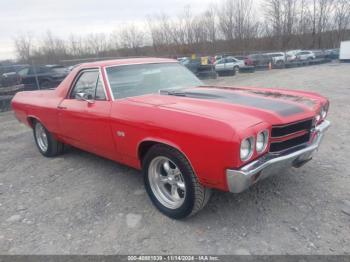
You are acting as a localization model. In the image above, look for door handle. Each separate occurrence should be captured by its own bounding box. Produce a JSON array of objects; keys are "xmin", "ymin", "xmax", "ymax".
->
[{"xmin": 57, "ymin": 105, "xmax": 67, "ymax": 110}]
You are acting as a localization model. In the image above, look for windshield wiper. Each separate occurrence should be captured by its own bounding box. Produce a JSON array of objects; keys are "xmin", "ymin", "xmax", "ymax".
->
[
  {"xmin": 167, "ymin": 90, "xmax": 187, "ymax": 96},
  {"xmin": 159, "ymin": 89, "xmax": 187, "ymax": 97}
]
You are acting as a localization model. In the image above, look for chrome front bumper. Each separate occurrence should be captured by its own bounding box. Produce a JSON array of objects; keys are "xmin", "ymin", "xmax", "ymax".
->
[{"xmin": 226, "ymin": 120, "xmax": 330, "ymax": 193}]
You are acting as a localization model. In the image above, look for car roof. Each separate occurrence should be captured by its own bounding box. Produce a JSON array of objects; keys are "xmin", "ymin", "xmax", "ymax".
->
[
  {"xmin": 45, "ymin": 64, "xmax": 64, "ymax": 68},
  {"xmin": 79, "ymin": 57, "xmax": 177, "ymax": 68}
]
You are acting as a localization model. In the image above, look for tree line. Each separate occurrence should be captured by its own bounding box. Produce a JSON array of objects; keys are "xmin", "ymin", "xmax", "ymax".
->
[{"xmin": 14, "ymin": 0, "xmax": 350, "ymax": 65}]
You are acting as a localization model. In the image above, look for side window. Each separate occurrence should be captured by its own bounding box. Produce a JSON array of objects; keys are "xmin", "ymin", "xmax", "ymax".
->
[
  {"xmin": 18, "ymin": 68, "xmax": 29, "ymax": 77},
  {"xmin": 39, "ymin": 67, "xmax": 49, "ymax": 73},
  {"xmin": 70, "ymin": 71, "xmax": 99, "ymax": 99}
]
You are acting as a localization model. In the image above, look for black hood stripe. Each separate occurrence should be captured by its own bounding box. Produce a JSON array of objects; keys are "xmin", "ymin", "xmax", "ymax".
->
[{"xmin": 169, "ymin": 89, "xmax": 305, "ymax": 116}]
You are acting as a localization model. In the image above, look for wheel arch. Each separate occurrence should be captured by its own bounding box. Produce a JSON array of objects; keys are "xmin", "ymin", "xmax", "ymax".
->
[
  {"xmin": 137, "ymin": 138, "xmax": 196, "ymax": 173},
  {"xmin": 27, "ymin": 115, "xmax": 41, "ymax": 128}
]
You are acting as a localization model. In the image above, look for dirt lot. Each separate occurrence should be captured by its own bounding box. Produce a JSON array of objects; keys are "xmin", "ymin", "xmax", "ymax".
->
[{"xmin": 0, "ymin": 63, "xmax": 350, "ymax": 255}]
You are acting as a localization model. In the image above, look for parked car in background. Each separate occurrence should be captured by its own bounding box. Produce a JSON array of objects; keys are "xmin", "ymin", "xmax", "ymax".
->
[
  {"xmin": 11, "ymin": 57, "xmax": 330, "ymax": 219},
  {"xmin": 244, "ymin": 54, "xmax": 271, "ymax": 68},
  {"xmin": 1, "ymin": 65, "xmax": 68, "ymax": 89},
  {"xmin": 296, "ymin": 50, "xmax": 316, "ymax": 61},
  {"xmin": 67, "ymin": 64, "xmax": 81, "ymax": 72},
  {"xmin": 267, "ymin": 52, "xmax": 286, "ymax": 65},
  {"xmin": 324, "ymin": 49, "xmax": 339, "ymax": 60},
  {"xmin": 177, "ymin": 57, "xmax": 188, "ymax": 64},
  {"xmin": 215, "ymin": 55, "xmax": 224, "ymax": 62},
  {"xmin": 0, "ymin": 64, "xmax": 28, "ymax": 87},
  {"xmin": 286, "ymin": 50, "xmax": 302, "ymax": 62},
  {"xmin": 178, "ymin": 57, "xmax": 200, "ymax": 73},
  {"xmin": 180, "ymin": 57, "xmax": 216, "ymax": 79},
  {"xmin": 0, "ymin": 64, "xmax": 28, "ymax": 76},
  {"xmin": 214, "ymin": 56, "xmax": 244, "ymax": 75},
  {"xmin": 312, "ymin": 50, "xmax": 326, "ymax": 60},
  {"xmin": 233, "ymin": 56, "xmax": 246, "ymax": 61}
]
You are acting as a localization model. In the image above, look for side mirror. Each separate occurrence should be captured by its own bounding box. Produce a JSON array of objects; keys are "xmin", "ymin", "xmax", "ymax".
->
[{"xmin": 76, "ymin": 92, "xmax": 95, "ymax": 104}]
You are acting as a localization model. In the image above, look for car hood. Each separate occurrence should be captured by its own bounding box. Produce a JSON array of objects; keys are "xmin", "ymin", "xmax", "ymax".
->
[{"xmin": 128, "ymin": 86, "xmax": 322, "ymax": 130}]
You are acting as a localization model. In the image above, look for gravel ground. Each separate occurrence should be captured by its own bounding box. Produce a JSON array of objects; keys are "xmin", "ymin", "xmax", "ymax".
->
[{"xmin": 0, "ymin": 62, "xmax": 349, "ymax": 255}]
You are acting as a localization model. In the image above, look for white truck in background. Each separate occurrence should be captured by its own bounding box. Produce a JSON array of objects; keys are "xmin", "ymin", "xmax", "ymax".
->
[{"xmin": 339, "ymin": 41, "xmax": 350, "ymax": 61}]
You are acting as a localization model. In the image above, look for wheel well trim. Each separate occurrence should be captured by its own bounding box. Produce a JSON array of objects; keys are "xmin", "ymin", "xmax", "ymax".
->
[
  {"xmin": 137, "ymin": 138, "xmax": 198, "ymax": 178},
  {"xmin": 27, "ymin": 115, "xmax": 41, "ymax": 128}
]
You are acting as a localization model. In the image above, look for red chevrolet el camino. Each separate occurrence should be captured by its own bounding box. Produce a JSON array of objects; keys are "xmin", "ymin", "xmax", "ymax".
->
[{"xmin": 11, "ymin": 58, "xmax": 330, "ymax": 219}]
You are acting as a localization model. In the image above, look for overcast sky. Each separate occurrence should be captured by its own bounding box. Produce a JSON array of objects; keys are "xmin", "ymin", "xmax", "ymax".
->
[{"xmin": 0, "ymin": 0, "xmax": 223, "ymax": 60}]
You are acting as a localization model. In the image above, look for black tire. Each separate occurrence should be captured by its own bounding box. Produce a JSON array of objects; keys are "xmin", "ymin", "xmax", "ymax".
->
[
  {"xmin": 234, "ymin": 66, "xmax": 240, "ymax": 73},
  {"xmin": 142, "ymin": 144, "xmax": 212, "ymax": 219},
  {"xmin": 33, "ymin": 120, "xmax": 64, "ymax": 157}
]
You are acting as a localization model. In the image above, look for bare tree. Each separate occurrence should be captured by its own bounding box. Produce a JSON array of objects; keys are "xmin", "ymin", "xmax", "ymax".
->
[
  {"xmin": 12, "ymin": 0, "xmax": 350, "ymax": 64},
  {"xmin": 310, "ymin": 0, "xmax": 335, "ymax": 48},
  {"xmin": 182, "ymin": 6, "xmax": 195, "ymax": 45},
  {"xmin": 218, "ymin": 0, "xmax": 235, "ymax": 41},
  {"xmin": 68, "ymin": 35, "xmax": 85, "ymax": 57},
  {"xmin": 233, "ymin": 0, "xmax": 255, "ymax": 40},
  {"xmin": 202, "ymin": 5, "xmax": 217, "ymax": 45},
  {"xmin": 119, "ymin": 23, "xmax": 145, "ymax": 54},
  {"xmin": 40, "ymin": 31, "xmax": 68, "ymax": 63},
  {"xmin": 218, "ymin": 0, "xmax": 259, "ymax": 51},
  {"xmin": 14, "ymin": 33, "xmax": 33, "ymax": 62},
  {"xmin": 296, "ymin": 0, "xmax": 313, "ymax": 46},
  {"xmin": 84, "ymin": 33, "xmax": 109, "ymax": 57},
  {"xmin": 264, "ymin": 0, "xmax": 298, "ymax": 49},
  {"xmin": 334, "ymin": 0, "xmax": 350, "ymax": 43}
]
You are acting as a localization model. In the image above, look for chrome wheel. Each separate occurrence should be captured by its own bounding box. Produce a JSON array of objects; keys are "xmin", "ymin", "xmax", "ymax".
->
[
  {"xmin": 148, "ymin": 156, "xmax": 186, "ymax": 209},
  {"xmin": 35, "ymin": 122, "xmax": 48, "ymax": 152}
]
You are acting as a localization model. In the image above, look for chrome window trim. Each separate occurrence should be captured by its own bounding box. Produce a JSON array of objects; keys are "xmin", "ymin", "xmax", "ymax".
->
[
  {"xmin": 96, "ymin": 67, "xmax": 108, "ymax": 101},
  {"xmin": 103, "ymin": 66, "xmax": 115, "ymax": 101}
]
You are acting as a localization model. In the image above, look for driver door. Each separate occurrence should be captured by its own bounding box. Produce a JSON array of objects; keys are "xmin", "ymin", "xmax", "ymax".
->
[
  {"xmin": 215, "ymin": 59, "xmax": 225, "ymax": 71},
  {"xmin": 57, "ymin": 69, "xmax": 116, "ymax": 159},
  {"xmin": 224, "ymin": 58, "xmax": 234, "ymax": 70}
]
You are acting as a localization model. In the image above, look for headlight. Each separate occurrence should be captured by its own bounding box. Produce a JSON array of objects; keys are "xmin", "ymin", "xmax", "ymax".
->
[
  {"xmin": 256, "ymin": 130, "xmax": 269, "ymax": 153},
  {"xmin": 240, "ymin": 137, "xmax": 254, "ymax": 161}
]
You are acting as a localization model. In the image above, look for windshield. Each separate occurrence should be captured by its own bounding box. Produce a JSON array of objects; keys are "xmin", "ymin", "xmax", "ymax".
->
[{"xmin": 105, "ymin": 63, "xmax": 203, "ymax": 99}]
